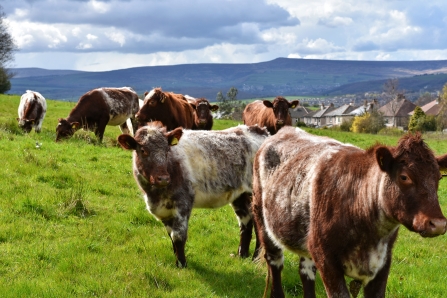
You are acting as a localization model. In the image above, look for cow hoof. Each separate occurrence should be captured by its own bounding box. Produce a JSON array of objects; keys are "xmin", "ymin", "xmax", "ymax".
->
[{"xmin": 176, "ymin": 260, "xmax": 187, "ymax": 268}]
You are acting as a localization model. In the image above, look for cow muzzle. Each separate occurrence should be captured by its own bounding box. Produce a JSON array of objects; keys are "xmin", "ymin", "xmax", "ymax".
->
[
  {"xmin": 150, "ymin": 174, "xmax": 171, "ymax": 187},
  {"xmin": 416, "ymin": 217, "xmax": 447, "ymax": 237}
]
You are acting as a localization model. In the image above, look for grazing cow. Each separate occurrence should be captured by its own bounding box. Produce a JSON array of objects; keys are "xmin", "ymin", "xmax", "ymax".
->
[
  {"xmin": 252, "ymin": 127, "xmax": 447, "ymax": 298},
  {"xmin": 185, "ymin": 95, "xmax": 219, "ymax": 130},
  {"xmin": 117, "ymin": 122, "xmax": 269, "ymax": 268},
  {"xmin": 243, "ymin": 97, "xmax": 299, "ymax": 135},
  {"xmin": 135, "ymin": 87, "xmax": 195, "ymax": 131},
  {"xmin": 17, "ymin": 90, "xmax": 47, "ymax": 133},
  {"xmin": 56, "ymin": 87, "xmax": 139, "ymax": 142}
]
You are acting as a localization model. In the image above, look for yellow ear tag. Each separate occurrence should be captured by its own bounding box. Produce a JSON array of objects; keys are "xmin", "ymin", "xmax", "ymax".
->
[
  {"xmin": 72, "ymin": 124, "xmax": 76, "ymax": 129},
  {"xmin": 441, "ymin": 168, "xmax": 447, "ymax": 177},
  {"xmin": 161, "ymin": 95, "xmax": 165, "ymax": 103},
  {"xmin": 291, "ymin": 105, "xmax": 296, "ymax": 109},
  {"xmin": 171, "ymin": 137, "xmax": 178, "ymax": 146}
]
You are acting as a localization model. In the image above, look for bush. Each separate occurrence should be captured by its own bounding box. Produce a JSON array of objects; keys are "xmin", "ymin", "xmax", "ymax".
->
[
  {"xmin": 295, "ymin": 121, "xmax": 307, "ymax": 127},
  {"xmin": 339, "ymin": 118, "xmax": 354, "ymax": 132},
  {"xmin": 351, "ymin": 111, "xmax": 385, "ymax": 134}
]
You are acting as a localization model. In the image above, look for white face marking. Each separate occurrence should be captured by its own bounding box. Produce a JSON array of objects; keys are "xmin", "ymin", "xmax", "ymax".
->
[{"xmin": 144, "ymin": 89, "xmax": 157, "ymax": 102}]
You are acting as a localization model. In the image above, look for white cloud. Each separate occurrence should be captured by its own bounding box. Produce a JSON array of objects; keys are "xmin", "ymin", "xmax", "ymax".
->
[
  {"xmin": 105, "ymin": 31, "xmax": 126, "ymax": 47},
  {"xmin": 2, "ymin": 0, "xmax": 447, "ymax": 71}
]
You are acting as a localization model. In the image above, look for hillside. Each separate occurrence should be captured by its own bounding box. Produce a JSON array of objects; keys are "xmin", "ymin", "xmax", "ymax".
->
[{"xmin": 8, "ymin": 58, "xmax": 447, "ymax": 101}]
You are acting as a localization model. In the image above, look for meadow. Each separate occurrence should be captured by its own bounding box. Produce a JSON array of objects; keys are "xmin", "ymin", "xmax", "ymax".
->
[{"xmin": 1, "ymin": 93, "xmax": 447, "ymax": 297}]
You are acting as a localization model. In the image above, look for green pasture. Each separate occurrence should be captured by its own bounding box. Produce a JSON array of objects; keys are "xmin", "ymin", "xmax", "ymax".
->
[{"xmin": 0, "ymin": 94, "xmax": 447, "ymax": 297}]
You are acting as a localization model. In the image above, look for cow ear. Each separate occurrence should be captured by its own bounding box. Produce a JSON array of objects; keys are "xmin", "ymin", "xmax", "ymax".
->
[
  {"xmin": 263, "ymin": 100, "xmax": 273, "ymax": 108},
  {"xmin": 375, "ymin": 146, "xmax": 394, "ymax": 173},
  {"xmin": 210, "ymin": 105, "xmax": 219, "ymax": 112},
  {"xmin": 144, "ymin": 91, "xmax": 149, "ymax": 97},
  {"xmin": 166, "ymin": 127, "xmax": 183, "ymax": 146},
  {"xmin": 71, "ymin": 122, "xmax": 81, "ymax": 129},
  {"xmin": 289, "ymin": 100, "xmax": 299, "ymax": 109},
  {"xmin": 117, "ymin": 134, "xmax": 138, "ymax": 150},
  {"xmin": 436, "ymin": 153, "xmax": 447, "ymax": 175}
]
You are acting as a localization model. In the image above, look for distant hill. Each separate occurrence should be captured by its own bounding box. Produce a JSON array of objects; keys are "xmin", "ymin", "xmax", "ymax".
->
[{"xmin": 8, "ymin": 58, "xmax": 447, "ymax": 101}]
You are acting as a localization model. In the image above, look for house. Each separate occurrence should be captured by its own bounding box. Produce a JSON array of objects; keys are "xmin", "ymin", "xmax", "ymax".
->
[
  {"xmin": 378, "ymin": 94, "xmax": 416, "ymax": 128},
  {"xmin": 324, "ymin": 103, "xmax": 356, "ymax": 126},
  {"xmin": 408, "ymin": 98, "xmax": 441, "ymax": 117},
  {"xmin": 303, "ymin": 103, "xmax": 335, "ymax": 127},
  {"xmin": 290, "ymin": 105, "xmax": 310, "ymax": 124},
  {"xmin": 338, "ymin": 99, "xmax": 379, "ymax": 124}
]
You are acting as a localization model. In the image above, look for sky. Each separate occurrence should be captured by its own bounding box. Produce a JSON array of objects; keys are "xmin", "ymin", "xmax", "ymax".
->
[{"xmin": 1, "ymin": 0, "xmax": 447, "ymax": 71}]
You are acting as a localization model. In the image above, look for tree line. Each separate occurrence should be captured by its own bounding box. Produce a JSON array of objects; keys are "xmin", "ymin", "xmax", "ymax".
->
[{"xmin": 0, "ymin": 5, "xmax": 17, "ymax": 94}]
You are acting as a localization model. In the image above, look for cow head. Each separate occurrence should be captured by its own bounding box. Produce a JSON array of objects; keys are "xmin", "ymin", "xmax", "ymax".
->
[
  {"xmin": 55, "ymin": 118, "xmax": 81, "ymax": 141},
  {"xmin": 375, "ymin": 133, "xmax": 447, "ymax": 237},
  {"xmin": 190, "ymin": 98, "xmax": 219, "ymax": 128},
  {"xmin": 17, "ymin": 118, "xmax": 35, "ymax": 133},
  {"xmin": 117, "ymin": 122, "xmax": 183, "ymax": 188},
  {"xmin": 263, "ymin": 97, "xmax": 299, "ymax": 129},
  {"xmin": 135, "ymin": 88, "xmax": 167, "ymax": 123}
]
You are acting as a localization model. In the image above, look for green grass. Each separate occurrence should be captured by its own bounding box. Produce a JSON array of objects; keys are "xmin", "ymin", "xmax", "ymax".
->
[{"xmin": 1, "ymin": 94, "xmax": 447, "ymax": 297}]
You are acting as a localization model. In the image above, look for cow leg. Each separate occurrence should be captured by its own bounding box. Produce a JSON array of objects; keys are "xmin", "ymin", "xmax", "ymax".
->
[
  {"xmin": 95, "ymin": 118, "xmax": 108, "ymax": 142},
  {"xmin": 363, "ymin": 255, "xmax": 391, "ymax": 298},
  {"xmin": 299, "ymin": 257, "xmax": 317, "ymax": 298},
  {"xmin": 231, "ymin": 192, "xmax": 253, "ymax": 258},
  {"xmin": 252, "ymin": 196, "xmax": 285, "ymax": 298},
  {"xmin": 119, "ymin": 121, "xmax": 131, "ymax": 135},
  {"xmin": 313, "ymin": 259, "xmax": 350, "ymax": 298},
  {"xmin": 162, "ymin": 216, "xmax": 189, "ymax": 268}
]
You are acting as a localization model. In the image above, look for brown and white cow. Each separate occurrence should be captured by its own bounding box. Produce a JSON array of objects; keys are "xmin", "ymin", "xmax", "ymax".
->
[
  {"xmin": 56, "ymin": 87, "xmax": 139, "ymax": 142},
  {"xmin": 252, "ymin": 127, "xmax": 447, "ymax": 298},
  {"xmin": 117, "ymin": 122, "xmax": 269, "ymax": 268},
  {"xmin": 243, "ymin": 97, "xmax": 298, "ymax": 135},
  {"xmin": 17, "ymin": 90, "xmax": 47, "ymax": 133},
  {"xmin": 135, "ymin": 87, "xmax": 195, "ymax": 131},
  {"xmin": 185, "ymin": 95, "xmax": 219, "ymax": 130}
]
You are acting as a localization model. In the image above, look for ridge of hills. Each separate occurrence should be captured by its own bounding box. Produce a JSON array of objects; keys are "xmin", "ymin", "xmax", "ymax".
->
[{"xmin": 7, "ymin": 58, "xmax": 447, "ymax": 101}]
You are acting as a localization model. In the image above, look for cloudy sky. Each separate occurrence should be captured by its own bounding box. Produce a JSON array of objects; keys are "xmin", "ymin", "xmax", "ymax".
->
[{"xmin": 2, "ymin": 0, "xmax": 447, "ymax": 71}]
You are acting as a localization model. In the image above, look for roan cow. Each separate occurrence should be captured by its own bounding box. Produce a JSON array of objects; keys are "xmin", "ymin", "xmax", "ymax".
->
[
  {"xmin": 185, "ymin": 95, "xmax": 219, "ymax": 130},
  {"xmin": 242, "ymin": 96, "xmax": 298, "ymax": 135},
  {"xmin": 17, "ymin": 90, "xmax": 47, "ymax": 133},
  {"xmin": 252, "ymin": 127, "xmax": 447, "ymax": 298},
  {"xmin": 117, "ymin": 122, "xmax": 269, "ymax": 267},
  {"xmin": 135, "ymin": 87, "xmax": 195, "ymax": 131},
  {"xmin": 56, "ymin": 87, "xmax": 139, "ymax": 142}
]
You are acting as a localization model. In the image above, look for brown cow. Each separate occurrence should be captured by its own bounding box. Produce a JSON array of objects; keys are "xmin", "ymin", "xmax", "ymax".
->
[
  {"xmin": 135, "ymin": 87, "xmax": 195, "ymax": 131},
  {"xmin": 242, "ymin": 96, "xmax": 298, "ymax": 135},
  {"xmin": 117, "ymin": 122, "xmax": 269, "ymax": 268},
  {"xmin": 252, "ymin": 127, "xmax": 447, "ymax": 298},
  {"xmin": 56, "ymin": 87, "xmax": 139, "ymax": 142},
  {"xmin": 185, "ymin": 95, "xmax": 219, "ymax": 130},
  {"xmin": 17, "ymin": 90, "xmax": 47, "ymax": 133}
]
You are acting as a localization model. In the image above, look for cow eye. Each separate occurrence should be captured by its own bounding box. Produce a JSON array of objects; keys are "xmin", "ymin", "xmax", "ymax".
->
[
  {"xmin": 140, "ymin": 148, "xmax": 149, "ymax": 156},
  {"xmin": 400, "ymin": 175, "xmax": 407, "ymax": 181}
]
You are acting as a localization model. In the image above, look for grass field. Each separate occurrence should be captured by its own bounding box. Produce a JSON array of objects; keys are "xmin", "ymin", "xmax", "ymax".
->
[{"xmin": 1, "ymin": 93, "xmax": 447, "ymax": 297}]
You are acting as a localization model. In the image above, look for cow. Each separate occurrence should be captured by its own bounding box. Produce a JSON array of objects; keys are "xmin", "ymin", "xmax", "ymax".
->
[
  {"xmin": 252, "ymin": 127, "xmax": 447, "ymax": 298},
  {"xmin": 242, "ymin": 96, "xmax": 299, "ymax": 135},
  {"xmin": 17, "ymin": 90, "xmax": 47, "ymax": 133},
  {"xmin": 135, "ymin": 87, "xmax": 195, "ymax": 131},
  {"xmin": 117, "ymin": 122, "xmax": 269, "ymax": 268},
  {"xmin": 185, "ymin": 95, "xmax": 219, "ymax": 130},
  {"xmin": 56, "ymin": 87, "xmax": 140, "ymax": 142}
]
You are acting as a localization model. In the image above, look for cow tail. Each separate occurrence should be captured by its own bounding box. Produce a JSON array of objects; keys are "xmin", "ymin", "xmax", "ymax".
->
[{"xmin": 252, "ymin": 246, "xmax": 270, "ymax": 298}]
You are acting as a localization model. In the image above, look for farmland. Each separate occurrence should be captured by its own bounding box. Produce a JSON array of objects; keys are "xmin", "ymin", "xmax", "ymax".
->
[{"xmin": 1, "ymin": 93, "xmax": 447, "ymax": 297}]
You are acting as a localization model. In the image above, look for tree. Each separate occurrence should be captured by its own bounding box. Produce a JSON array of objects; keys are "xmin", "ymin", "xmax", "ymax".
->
[
  {"xmin": 408, "ymin": 106, "xmax": 425, "ymax": 132},
  {"xmin": 0, "ymin": 5, "xmax": 17, "ymax": 93},
  {"xmin": 216, "ymin": 87, "xmax": 240, "ymax": 117}
]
